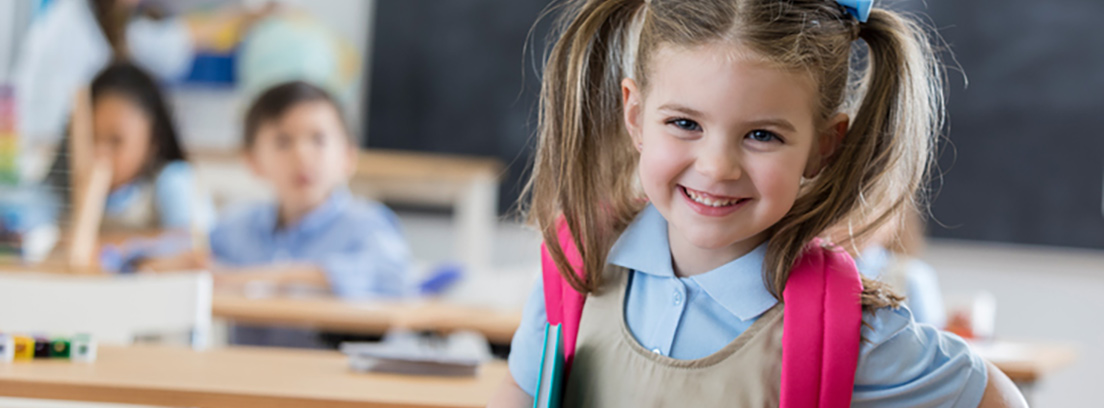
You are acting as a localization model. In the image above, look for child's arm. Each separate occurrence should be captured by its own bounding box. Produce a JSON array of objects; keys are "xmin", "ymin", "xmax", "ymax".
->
[
  {"xmin": 312, "ymin": 205, "xmax": 413, "ymax": 299},
  {"xmin": 852, "ymin": 306, "xmax": 1022, "ymax": 407},
  {"xmin": 487, "ymin": 376, "xmax": 533, "ymax": 408},
  {"xmin": 978, "ymin": 361, "xmax": 1028, "ymax": 408}
]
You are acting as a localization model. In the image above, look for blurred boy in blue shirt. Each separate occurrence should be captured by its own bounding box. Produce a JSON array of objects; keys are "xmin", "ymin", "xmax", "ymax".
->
[{"xmin": 209, "ymin": 81, "xmax": 411, "ymax": 299}]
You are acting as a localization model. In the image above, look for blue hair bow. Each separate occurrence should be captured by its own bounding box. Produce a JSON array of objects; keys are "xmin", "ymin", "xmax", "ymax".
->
[{"xmin": 836, "ymin": 0, "xmax": 872, "ymax": 23}]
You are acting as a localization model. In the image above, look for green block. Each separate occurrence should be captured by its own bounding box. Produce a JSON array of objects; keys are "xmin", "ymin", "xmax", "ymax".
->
[{"xmin": 50, "ymin": 339, "xmax": 70, "ymax": 359}]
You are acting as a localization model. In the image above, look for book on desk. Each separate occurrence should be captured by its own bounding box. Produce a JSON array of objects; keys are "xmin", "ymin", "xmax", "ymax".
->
[{"xmin": 340, "ymin": 330, "xmax": 490, "ymax": 377}]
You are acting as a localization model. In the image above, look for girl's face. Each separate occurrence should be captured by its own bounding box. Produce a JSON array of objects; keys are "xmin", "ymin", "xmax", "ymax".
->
[
  {"xmin": 93, "ymin": 93, "xmax": 153, "ymax": 190},
  {"xmin": 623, "ymin": 43, "xmax": 845, "ymax": 273},
  {"xmin": 247, "ymin": 101, "xmax": 356, "ymax": 219}
]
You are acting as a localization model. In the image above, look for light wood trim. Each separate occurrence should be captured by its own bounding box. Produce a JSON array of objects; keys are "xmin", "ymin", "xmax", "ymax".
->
[
  {"xmin": 212, "ymin": 294, "xmax": 522, "ymax": 344},
  {"xmin": 355, "ymin": 150, "xmax": 502, "ymax": 183},
  {"xmin": 0, "ymin": 345, "xmax": 507, "ymax": 408},
  {"xmin": 192, "ymin": 148, "xmax": 503, "ymax": 184}
]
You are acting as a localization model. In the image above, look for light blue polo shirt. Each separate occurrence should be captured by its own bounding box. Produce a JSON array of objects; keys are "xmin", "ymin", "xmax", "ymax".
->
[
  {"xmin": 508, "ymin": 204, "xmax": 987, "ymax": 407},
  {"xmin": 209, "ymin": 188, "xmax": 412, "ymax": 299}
]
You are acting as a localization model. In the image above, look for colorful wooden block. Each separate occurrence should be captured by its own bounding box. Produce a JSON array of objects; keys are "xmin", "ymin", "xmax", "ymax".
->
[
  {"xmin": 33, "ymin": 337, "xmax": 51, "ymax": 359},
  {"xmin": 70, "ymin": 334, "xmax": 96, "ymax": 363},
  {"xmin": 13, "ymin": 336, "xmax": 33, "ymax": 361},
  {"xmin": 0, "ymin": 334, "xmax": 13, "ymax": 362},
  {"xmin": 50, "ymin": 338, "xmax": 70, "ymax": 359}
]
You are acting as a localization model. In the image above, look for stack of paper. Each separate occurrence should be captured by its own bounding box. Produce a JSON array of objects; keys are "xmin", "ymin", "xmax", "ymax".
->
[{"xmin": 340, "ymin": 330, "xmax": 490, "ymax": 377}]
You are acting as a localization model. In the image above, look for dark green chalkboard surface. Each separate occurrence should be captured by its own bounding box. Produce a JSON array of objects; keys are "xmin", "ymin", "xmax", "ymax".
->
[
  {"xmin": 919, "ymin": 0, "xmax": 1104, "ymax": 248},
  {"xmin": 365, "ymin": 0, "xmax": 554, "ymax": 215}
]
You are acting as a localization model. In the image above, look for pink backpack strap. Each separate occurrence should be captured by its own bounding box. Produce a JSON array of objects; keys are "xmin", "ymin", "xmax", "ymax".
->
[
  {"xmin": 540, "ymin": 218, "xmax": 587, "ymax": 373},
  {"xmin": 781, "ymin": 240, "xmax": 864, "ymax": 408}
]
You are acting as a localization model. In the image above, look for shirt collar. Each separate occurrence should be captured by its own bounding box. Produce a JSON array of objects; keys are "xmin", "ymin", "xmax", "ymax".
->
[
  {"xmin": 607, "ymin": 203, "xmax": 778, "ymax": 321},
  {"xmin": 260, "ymin": 187, "xmax": 353, "ymax": 237},
  {"xmin": 608, "ymin": 204, "xmax": 676, "ymax": 277},
  {"xmin": 689, "ymin": 243, "xmax": 777, "ymax": 321}
]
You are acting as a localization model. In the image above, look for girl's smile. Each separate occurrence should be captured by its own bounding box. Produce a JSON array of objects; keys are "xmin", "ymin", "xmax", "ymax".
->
[{"xmin": 677, "ymin": 185, "xmax": 751, "ymax": 217}]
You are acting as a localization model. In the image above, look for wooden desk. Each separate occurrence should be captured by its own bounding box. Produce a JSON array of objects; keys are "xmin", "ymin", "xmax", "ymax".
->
[
  {"xmin": 213, "ymin": 293, "xmax": 523, "ymax": 344},
  {"xmin": 971, "ymin": 341, "xmax": 1078, "ymax": 384},
  {"xmin": 0, "ymin": 345, "xmax": 507, "ymax": 408}
]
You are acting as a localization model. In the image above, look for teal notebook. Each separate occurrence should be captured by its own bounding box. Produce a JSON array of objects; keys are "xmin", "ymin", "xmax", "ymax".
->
[{"xmin": 533, "ymin": 323, "xmax": 565, "ymax": 408}]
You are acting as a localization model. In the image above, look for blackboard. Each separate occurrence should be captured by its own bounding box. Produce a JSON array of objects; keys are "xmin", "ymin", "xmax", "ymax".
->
[
  {"xmin": 364, "ymin": 0, "xmax": 554, "ymax": 215},
  {"xmin": 919, "ymin": 0, "xmax": 1104, "ymax": 248}
]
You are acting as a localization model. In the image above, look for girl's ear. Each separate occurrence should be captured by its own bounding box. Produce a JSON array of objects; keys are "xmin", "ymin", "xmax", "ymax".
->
[
  {"xmin": 804, "ymin": 113, "xmax": 849, "ymax": 178},
  {"xmin": 622, "ymin": 78, "xmax": 644, "ymax": 152}
]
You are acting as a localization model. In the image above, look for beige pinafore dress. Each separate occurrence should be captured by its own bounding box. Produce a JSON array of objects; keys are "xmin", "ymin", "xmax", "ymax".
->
[{"xmin": 563, "ymin": 264, "xmax": 786, "ymax": 407}]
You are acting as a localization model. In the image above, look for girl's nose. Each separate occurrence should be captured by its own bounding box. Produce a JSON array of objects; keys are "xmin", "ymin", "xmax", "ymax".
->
[{"xmin": 694, "ymin": 140, "xmax": 742, "ymax": 181}]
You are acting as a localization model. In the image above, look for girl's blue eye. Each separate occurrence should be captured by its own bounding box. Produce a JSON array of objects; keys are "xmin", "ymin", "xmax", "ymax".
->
[
  {"xmin": 747, "ymin": 129, "xmax": 780, "ymax": 143},
  {"xmin": 668, "ymin": 118, "xmax": 701, "ymax": 132}
]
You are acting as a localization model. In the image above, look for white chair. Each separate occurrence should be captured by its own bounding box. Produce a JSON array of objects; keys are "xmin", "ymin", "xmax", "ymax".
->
[{"xmin": 0, "ymin": 271, "xmax": 213, "ymax": 349}]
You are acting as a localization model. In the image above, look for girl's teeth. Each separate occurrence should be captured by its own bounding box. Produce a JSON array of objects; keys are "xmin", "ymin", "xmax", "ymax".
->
[{"xmin": 686, "ymin": 188, "xmax": 736, "ymax": 207}]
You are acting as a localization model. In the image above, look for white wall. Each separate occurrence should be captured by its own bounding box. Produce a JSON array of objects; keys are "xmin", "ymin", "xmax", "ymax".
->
[{"xmin": 924, "ymin": 239, "xmax": 1104, "ymax": 408}]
